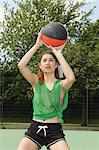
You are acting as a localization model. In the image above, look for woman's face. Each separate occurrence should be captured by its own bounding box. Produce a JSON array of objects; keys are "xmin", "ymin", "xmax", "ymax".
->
[{"xmin": 39, "ymin": 53, "xmax": 58, "ymax": 74}]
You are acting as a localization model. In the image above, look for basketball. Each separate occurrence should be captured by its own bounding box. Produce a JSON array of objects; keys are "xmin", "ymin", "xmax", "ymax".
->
[{"xmin": 41, "ymin": 22, "xmax": 67, "ymax": 48}]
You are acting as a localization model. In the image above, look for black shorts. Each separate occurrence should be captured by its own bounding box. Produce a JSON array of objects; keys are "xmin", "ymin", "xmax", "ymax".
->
[{"xmin": 25, "ymin": 120, "xmax": 66, "ymax": 149}]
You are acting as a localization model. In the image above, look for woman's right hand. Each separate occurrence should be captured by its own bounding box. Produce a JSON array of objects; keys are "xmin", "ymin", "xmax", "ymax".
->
[{"xmin": 35, "ymin": 31, "xmax": 43, "ymax": 48}]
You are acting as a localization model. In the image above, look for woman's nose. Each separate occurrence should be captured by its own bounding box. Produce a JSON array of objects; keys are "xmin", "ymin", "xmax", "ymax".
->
[{"xmin": 46, "ymin": 60, "xmax": 50, "ymax": 64}]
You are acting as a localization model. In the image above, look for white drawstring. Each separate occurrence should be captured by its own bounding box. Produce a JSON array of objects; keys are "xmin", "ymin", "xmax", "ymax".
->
[{"xmin": 36, "ymin": 125, "xmax": 48, "ymax": 137}]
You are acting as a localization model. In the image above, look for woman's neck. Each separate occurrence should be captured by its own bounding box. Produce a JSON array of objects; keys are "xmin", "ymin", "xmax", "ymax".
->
[{"xmin": 44, "ymin": 74, "xmax": 56, "ymax": 83}]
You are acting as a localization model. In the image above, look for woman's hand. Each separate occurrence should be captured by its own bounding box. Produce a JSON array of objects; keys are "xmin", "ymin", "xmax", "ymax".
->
[
  {"xmin": 35, "ymin": 31, "xmax": 43, "ymax": 48},
  {"xmin": 49, "ymin": 42, "xmax": 66, "ymax": 55}
]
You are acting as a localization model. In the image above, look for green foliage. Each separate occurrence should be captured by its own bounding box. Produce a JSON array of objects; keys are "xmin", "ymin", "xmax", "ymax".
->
[
  {"xmin": 0, "ymin": 69, "xmax": 33, "ymax": 102},
  {"xmin": 0, "ymin": 0, "xmax": 91, "ymax": 60},
  {"xmin": 75, "ymin": 20, "xmax": 99, "ymax": 90},
  {"xmin": 0, "ymin": 0, "xmax": 97, "ymax": 102}
]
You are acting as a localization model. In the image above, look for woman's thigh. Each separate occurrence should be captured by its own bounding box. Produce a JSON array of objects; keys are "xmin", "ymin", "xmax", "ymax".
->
[
  {"xmin": 49, "ymin": 140, "xmax": 70, "ymax": 150},
  {"xmin": 17, "ymin": 137, "xmax": 39, "ymax": 150}
]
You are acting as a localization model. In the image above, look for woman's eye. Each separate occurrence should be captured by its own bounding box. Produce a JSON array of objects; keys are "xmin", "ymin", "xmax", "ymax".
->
[
  {"xmin": 42, "ymin": 59, "xmax": 47, "ymax": 62},
  {"xmin": 42, "ymin": 58, "xmax": 53, "ymax": 62},
  {"xmin": 50, "ymin": 59, "xmax": 53, "ymax": 61}
]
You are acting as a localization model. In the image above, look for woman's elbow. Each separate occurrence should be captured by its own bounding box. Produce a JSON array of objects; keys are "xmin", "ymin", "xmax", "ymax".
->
[
  {"xmin": 72, "ymin": 76, "xmax": 75, "ymax": 82},
  {"xmin": 18, "ymin": 62, "xmax": 26, "ymax": 69},
  {"xmin": 18, "ymin": 62, "xmax": 22, "ymax": 69},
  {"xmin": 68, "ymin": 76, "xmax": 75, "ymax": 85}
]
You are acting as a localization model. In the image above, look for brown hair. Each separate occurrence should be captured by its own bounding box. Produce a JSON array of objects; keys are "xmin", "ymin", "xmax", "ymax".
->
[{"xmin": 37, "ymin": 51, "xmax": 60, "ymax": 83}]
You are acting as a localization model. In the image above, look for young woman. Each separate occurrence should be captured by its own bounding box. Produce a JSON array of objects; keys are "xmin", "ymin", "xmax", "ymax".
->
[{"xmin": 17, "ymin": 32, "xmax": 75, "ymax": 150}]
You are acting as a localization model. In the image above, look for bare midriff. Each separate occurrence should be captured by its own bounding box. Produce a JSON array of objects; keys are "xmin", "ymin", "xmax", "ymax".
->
[{"xmin": 33, "ymin": 116, "xmax": 59, "ymax": 123}]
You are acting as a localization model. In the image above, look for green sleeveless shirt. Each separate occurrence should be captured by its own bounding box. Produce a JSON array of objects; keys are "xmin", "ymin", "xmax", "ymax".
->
[{"xmin": 32, "ymin": 80, "xmax": 68, "ymax": 124}]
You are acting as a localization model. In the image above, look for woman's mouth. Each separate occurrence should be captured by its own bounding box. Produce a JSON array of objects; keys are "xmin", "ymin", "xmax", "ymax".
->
[{"xmin": 45, "ymin": 65, "xmax": 51, "ymax": 69}]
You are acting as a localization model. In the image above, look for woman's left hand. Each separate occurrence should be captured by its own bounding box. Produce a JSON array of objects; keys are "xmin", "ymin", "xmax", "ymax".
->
[{"xmin": 49, "ymin": 42, "xmax": 66, "ymax": 55}]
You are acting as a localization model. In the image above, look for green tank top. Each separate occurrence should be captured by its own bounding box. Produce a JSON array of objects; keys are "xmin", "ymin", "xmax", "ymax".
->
[{"xmin": 32, "ymin": 80, "xmax": 68, "ymax": 124}]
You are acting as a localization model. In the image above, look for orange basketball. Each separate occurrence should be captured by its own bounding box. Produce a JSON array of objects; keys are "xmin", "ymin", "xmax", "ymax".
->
[{"xmin": 41, "ymin": 22, "xmax": 67, "ymax": 48}]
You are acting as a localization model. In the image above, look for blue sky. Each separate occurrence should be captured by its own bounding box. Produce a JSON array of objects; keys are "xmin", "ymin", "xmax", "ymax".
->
[{"xmin": 0, "ymin": 0, "xmax": 99, "ymax": 22}]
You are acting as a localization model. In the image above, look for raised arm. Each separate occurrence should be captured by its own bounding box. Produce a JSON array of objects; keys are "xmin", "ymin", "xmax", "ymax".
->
[
  {"xmin": 18, "ymin": 33, "xmax": 42, "ymax": 87},
  {"xmin": 50, "ymin": 44, "xmax": 75, "ymax": 91}
]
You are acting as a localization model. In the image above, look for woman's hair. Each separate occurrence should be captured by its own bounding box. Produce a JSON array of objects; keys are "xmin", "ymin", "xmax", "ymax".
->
[{"xmin": 37, "ymin": 51, "xmax": 60, "ymax": 83}]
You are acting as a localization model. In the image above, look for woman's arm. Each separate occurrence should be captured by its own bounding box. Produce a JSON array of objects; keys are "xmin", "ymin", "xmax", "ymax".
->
[
  {"xmin": 18, "ymin": 33, "xmax": 42, "ymax": 87},
  {"xmin": 50, "ymin": 44, "xmax": 75, "ymax": 91}
]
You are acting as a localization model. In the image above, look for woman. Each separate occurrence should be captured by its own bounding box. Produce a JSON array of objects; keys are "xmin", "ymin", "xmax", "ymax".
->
[{"xmin": 17, "ymin": 32, "xmax": 75, "ymax": 150}]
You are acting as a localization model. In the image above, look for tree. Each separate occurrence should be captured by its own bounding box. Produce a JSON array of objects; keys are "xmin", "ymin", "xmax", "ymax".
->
[
  {"xmin": 0, "ymin": 0, "xmax": 98, "ymax": 125},
  {"xmin": 65, "ymin": 20, "xmax": 99, "ymax": 126},
  {"xmin": 0, "ymin": 0, "xmax": 93, "ymax": 67},
  {"xmin": 0, "ymin": 0, "xmax": 93, "ymax": 102},
  {"xmin": 78, "ymin": 20, "xmax": 99, "ymax": 90},
  {"xmin": 65, "ymin": 20, "xmax": 99, "ymax": 90}
]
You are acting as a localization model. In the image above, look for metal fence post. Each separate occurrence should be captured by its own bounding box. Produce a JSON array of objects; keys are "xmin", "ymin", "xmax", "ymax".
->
[{"xmin": 86, "ymin": 78, "xmax": 89, "ymax": 127}]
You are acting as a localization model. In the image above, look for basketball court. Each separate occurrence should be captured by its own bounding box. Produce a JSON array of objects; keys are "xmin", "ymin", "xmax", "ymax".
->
[{"xmin": 0, "ymin": 129, "xmax": 99, "ymax": 150}]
